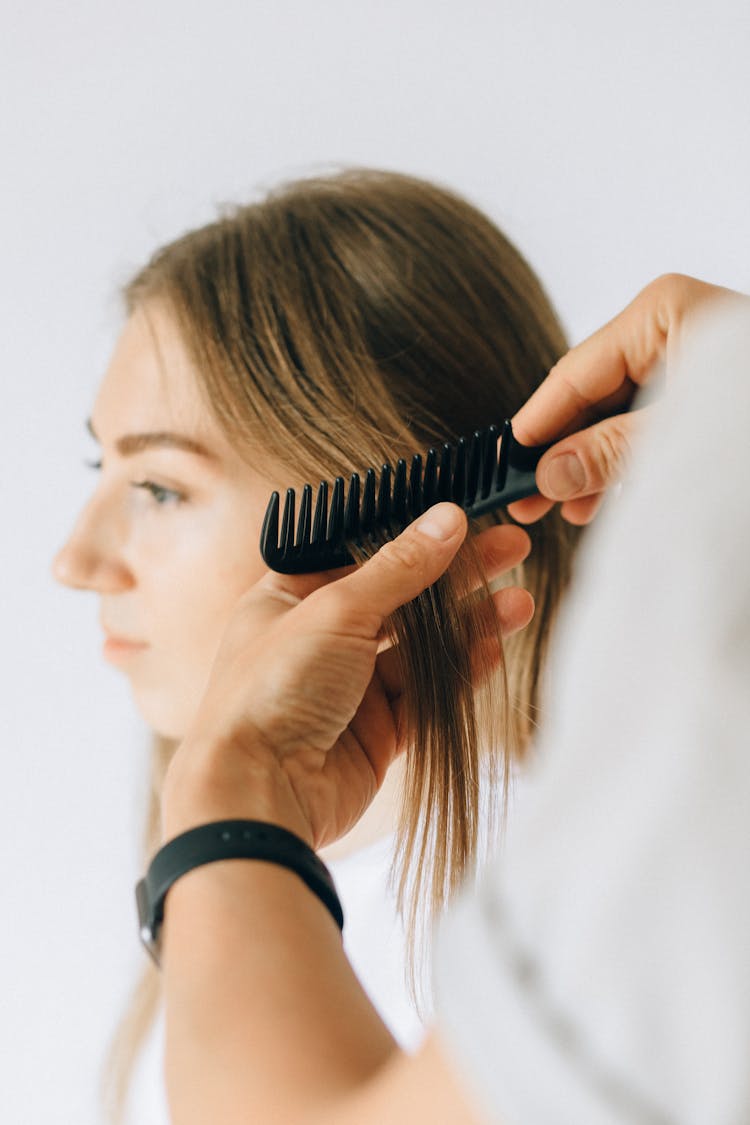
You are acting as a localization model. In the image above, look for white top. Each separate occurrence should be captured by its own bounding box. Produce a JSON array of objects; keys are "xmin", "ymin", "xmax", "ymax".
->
[
  {"xmin": 329, "ymin": 835, "xmax": 427, "ymax": 1051},
  {"xmin": 434, "ymin": 300, "xmax": 750, "ymax": 1125}
]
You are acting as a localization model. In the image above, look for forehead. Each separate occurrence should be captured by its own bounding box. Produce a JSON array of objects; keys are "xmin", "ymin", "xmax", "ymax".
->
[{"xmin": 93, "ymin": 303, "xmax": 221, "ymax": 443}]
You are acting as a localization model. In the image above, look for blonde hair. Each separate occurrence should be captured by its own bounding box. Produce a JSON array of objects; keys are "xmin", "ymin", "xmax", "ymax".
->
[{"xmin": 101, "ymin": 169, "xmax": 580, "ymax": 1121}]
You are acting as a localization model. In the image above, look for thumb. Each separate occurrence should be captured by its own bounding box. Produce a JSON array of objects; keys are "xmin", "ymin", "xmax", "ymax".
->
[
  {"xmin": 333, "ymin": 502, "xmax": 468, "ymax": 625},
  {"xmin": 535, "ymin": 410, "xmax": 642, "ymax": 501}
]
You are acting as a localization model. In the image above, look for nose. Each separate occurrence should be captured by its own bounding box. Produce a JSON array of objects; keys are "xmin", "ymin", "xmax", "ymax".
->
[{"xmin": 52, "ymin": 493, "xmax": 135, "ymax": 594}]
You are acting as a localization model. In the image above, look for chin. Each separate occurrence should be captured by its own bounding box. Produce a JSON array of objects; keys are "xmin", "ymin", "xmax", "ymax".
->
[{"xmin": 130, "ymin": 685, "xmax": 194, "ymax": 743}]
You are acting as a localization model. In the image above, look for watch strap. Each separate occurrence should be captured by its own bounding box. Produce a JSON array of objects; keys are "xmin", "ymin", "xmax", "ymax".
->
[{"xmin": 135, "ymin": 819, "xmax": 344, "ymax": 967}]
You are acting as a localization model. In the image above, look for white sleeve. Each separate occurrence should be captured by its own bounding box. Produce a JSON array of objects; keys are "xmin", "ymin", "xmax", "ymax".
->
[{"xmin": 434, "ymin": 300, "xmax": 750, "ymax": 1125}]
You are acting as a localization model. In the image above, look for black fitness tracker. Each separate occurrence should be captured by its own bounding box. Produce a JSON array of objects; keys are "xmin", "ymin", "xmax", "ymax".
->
[{"xmin": 135, "ymin": 819, "xmax": 344, "ymax": 967}]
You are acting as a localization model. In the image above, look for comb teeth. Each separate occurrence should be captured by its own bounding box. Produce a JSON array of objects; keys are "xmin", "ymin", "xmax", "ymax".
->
[
  {"xmin": 452, "ymin": 438, "xmax": 467, "ymax": 504},
  {"xmin": 481, "ymin": 424, "xmax": 498, "ymax": 499},
  {"xmin": 344, "ymin": 473, "xmax": 359, "ymax": 537},
  {"xmin": 408, "ymin": 454, "xmax": 423, "ymax": 517},
  {"xmin": 376, "ymin": 463, "xmax": 391, "ymax": 525},
  {"xmin": 260, "ymin": 419, "xmax": 552, "ymax": 573},
  {"xmin": 297, "ymin": 484, "xmax": 312, "ymax": 550},
  {"xmin": 393, "ymin": 459, "xmax": 408, "ymax": 524}
]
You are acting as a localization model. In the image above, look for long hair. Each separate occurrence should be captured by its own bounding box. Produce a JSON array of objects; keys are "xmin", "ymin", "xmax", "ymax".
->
[{"xmin": 101, "ymin": 169, "xmax": 580, "ymax": 1121}]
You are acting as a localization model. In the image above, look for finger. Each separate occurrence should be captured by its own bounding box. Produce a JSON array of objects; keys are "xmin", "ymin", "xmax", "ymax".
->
[
  {"xmin": 510, "ymin": 281, "xmax": 661, "ymax": 447},
  {"xmin": 535, "ymin": 409, "xmax": 642, "ymax": 502},
  {"xmin": 512, "ymin": 274, "xmax": 728, "ymax": 448},
  {"xmin": 469, "ymin": 587, "xmax": 536, "ymax": 684},
  {"xmin": 231, "ymin": 561, "xmax": 361, "ymax": 639},
  {"xmin": 508, "ymin": 490, "xmax": 604, "ymax": 526},
  {"xmin": 248, "ymin": 521, "xmax": 524, "ymax": 609},
  {"xmin": 371, "ymin": 525, "xmax": 531, "ymax": 701},
  {"xmin": 514, "ymin": 358, "xmax": 637, "ymax": 448},
  {"xmin": 374, "ymin": 583, "xmax": 534, "ymax": 702},
  {"xmin": 471, "ymin": 522, "xmax": 531, "ymax": 583},
  {"xmin": 371, "ymin": 523, "xmax": 530, "ymax": 648},
  {"xmin": 487, "ymin": 586, "xmax": 535, "ymax": 638},
  {"xmin": 559, "ymin": 491, "xmax": 605, "ymax": 526},
  {"xmin": 506, "ymin": 492, "xmax": 554, "ymax": 524},
  {"xmin": 249, "ymin": 509, "xmax": 527, "ymax": 616},
  {"xmin": 255, "ymin": 560, "xmax": 358, "ymax": 604},
  {"xmin": 315, "ymin": 503, "xmax": 468, "ymax": 635}
]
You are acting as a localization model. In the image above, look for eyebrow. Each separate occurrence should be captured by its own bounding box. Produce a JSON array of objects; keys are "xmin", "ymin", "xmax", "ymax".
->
[{"xmin": 86, "ymin": 417, "xmax": 217, "ymax": 460}]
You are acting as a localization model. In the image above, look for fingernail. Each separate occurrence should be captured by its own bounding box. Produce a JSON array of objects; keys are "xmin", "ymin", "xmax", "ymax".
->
[
  {"xmin": 416, "ymin": 504, "xmax": 460, "ymax": 540},
  {"xmin": 542, "ymin": 453, "xmax": 586, "ymax": 500}
]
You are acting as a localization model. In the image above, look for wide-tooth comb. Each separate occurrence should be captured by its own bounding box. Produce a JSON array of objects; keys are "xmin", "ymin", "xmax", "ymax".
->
[{"xmin": 260, "ymin": 419, "xmax": 551, "ymax": 574}]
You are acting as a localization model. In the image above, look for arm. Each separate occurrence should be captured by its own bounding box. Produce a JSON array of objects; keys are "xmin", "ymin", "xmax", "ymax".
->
[
  {"xmin": 162, "ymin": 856, "xmax": 481, "ymax": 1124},
  {"xmin": 433, "ymin": 298, "xmax": 750, "ymax": 1124},
  {"xmin": 156, "ymin": 278, "xmax": 750, "ymax": 1124},
  {"xmin": 159, "ymin": 507, "xmax": 528, "ymax": 1124}
]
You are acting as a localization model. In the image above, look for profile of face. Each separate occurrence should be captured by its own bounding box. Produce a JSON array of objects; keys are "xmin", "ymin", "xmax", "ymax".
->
[{"xmin": 53, "ymin": 304, "xmax": 278, "ymax": 740}]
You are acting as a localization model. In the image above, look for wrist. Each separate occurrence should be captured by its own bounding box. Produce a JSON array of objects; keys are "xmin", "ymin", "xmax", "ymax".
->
[
  {"xmin": 137, "ymin": 818, "xmax": 344, "ymax": 966},
  {"xmin": 161, "ymin": 734, "xmax": 314, "ymax": 847}
]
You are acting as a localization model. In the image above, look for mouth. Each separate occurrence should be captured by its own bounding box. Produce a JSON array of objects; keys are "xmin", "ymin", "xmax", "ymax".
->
[{"xmin": 102, "ymin": 633, "xmax": 150, "ymax": 663}]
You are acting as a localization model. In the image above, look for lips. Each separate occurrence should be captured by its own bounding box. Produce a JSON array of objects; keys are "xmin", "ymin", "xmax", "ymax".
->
[{"xmin": 102, "ymin": 630, "xmax": 150, "ymax": 663}]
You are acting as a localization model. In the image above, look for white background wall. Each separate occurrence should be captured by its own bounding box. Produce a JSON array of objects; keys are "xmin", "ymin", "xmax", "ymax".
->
[{"xmin": 2, "ymin": 2, "xmax": 749, "ymax": 1121}]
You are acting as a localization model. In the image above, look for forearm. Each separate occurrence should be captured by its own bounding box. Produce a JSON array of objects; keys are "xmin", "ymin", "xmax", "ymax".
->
[{"xmin": 161, "ymin": 855, "xmax": 399, "ymax": 1124}]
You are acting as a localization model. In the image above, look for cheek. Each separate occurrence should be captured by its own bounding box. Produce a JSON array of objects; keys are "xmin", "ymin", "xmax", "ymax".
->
[
  {"xmin": 131, "ymin": 550, "xmax": 270, "ymax": 738},
  {"xmin": 129, "ymin": 567, "xmax": 266, "ymax": 742},
  {"xmin": 155, "ymin": 549, "xmax": 269, "ymax": 660},
  {"xmin": 141, "ymin": 508, "xmax": 269, "ymax": 639}
]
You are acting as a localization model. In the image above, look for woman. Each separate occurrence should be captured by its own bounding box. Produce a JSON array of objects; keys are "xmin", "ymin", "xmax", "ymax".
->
[{"xmin": 53, "ymin": 168, "xmax": 580, "ymax": 1122}]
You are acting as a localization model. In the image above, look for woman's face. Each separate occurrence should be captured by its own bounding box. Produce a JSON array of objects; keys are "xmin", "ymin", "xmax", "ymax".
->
[{"xmin": 53, "ymin": 303, "xmax": 279, "ymax": 740}]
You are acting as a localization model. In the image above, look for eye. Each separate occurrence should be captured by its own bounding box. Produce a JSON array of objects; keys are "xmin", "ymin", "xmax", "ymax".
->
[
  {"xmin": 84, "ymin": 460, "xmax": 185, "ymax": 505},
  {"xmin": 131, "ymin": 480, "xmax": 185, "ymax": 506}
]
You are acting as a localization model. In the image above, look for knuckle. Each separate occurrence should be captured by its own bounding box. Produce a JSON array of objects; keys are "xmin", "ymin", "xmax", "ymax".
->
[
  {"xmin": 307, "ymin": 581, "xmax": 379, "ymax": 637},
  {"xmin": 641, "ymin": 273, "xmax": 696, "ymax": 327},
  {"xmin": 306, "ymin": 583, "xmax": 348, "ymax": 625},
  {"xmin": 377, "ymin": 533, "xmax": 425, "ymax": 575},
  {"xmin": 588, "ymin": 419, "xmax": 631, "ymax": 487},
  {"xmin": 559, "ymin": 369, "xmax": 595, "ymax": 411},
  {"xmin": 644, "ymin": 272, "xmax": 688, "ymax": 301},
  {"xmin": 486, "ymin": 527, "xmax": 529, "ymax": 568},
  {"xmin": 547, "ymin": 354, "xmax": 566, "ymax": 380}
]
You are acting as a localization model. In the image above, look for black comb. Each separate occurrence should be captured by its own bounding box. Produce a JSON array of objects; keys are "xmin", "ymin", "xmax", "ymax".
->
[{"xmin": 260, "ymin": 420, "xmax": 551, "ymax": 574}]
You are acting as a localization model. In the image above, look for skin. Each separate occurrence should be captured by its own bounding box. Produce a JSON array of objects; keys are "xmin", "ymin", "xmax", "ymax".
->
[
  {"xmin": 155, "ymin": 275, "xmax": 740, "ymax": 1124},
  {"xmin": 52, "ymin": 298, "xmax": 534, "ymax": 852},
  {"xmin": 53, "ymin": 303, "xmax": 278, "ymax": 740},
  {"xmin": 58, "ymin": 274, "xmax": 733, "ymax": 1121},
  {"xmin": 51, "ymin": 302, "xmax": 537, "ymax": 1123},
  {"xmin": 161, "ymin": 504, "xmax": 519, "ymax": 1125},
  {"xmin": 510, "ymin": 273, "xmax": 736, "ymax": 525}
]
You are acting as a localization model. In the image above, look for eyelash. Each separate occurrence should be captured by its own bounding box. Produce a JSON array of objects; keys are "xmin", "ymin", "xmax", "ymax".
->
[
  {"xmin": 84, "ymin": 460, "xmax": 185, "ymax": 506},
  {"xmin": 132, "ymin": 480, "xmax": 185, "ymax": 506}
]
